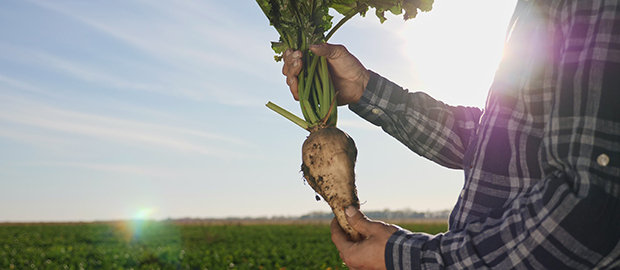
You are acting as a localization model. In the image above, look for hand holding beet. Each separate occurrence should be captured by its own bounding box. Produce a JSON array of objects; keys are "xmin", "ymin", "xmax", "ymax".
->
[
  {"xmin": 331, "ymin": 206, "xmax": 399, "ymax": 270},
  {"xmin": 283, "ymin": 44, "xmax": 370, "ymax": 106}
]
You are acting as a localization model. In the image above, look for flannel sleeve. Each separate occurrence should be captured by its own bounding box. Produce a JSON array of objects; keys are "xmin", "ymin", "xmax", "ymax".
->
[
  {"xmin": 383, "ymin": 0, "xmax": 620, "ymax": 267},
  {"xmin": 348, "ymin": 71, "xmax": 483, "ymax": 169},
  {"xmin": 385, "ymin": 169, "xmax": 620, "ymax": 270}
]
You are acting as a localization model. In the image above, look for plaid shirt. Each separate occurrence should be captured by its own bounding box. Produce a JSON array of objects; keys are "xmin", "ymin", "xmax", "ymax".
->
[{"xmin": 349, "ymin": 0, "xmax": 620, "ymax": 269}]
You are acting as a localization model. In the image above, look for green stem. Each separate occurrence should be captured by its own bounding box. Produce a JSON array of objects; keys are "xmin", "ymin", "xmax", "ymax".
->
[
  {"xmin": 298, "ymin": 69, "xmax": 310, "ymax": 121},
  {"xmin": 313, "ymin": 74, "xmax": 322, "ymax": 117},
  {"xmin": 301, "ymin": 100, "xmax": 319, "ymax": 124},
  {"xmin": 320, "ymin": 56, "xmax": 330, "ymax": 118},
  {"xmin": 298, "ymin": 54, "xmax": 321, "ymax": 124},
  {"xmin": 328, "ymin": 79, "xmax": 338, "ymax": 126},
  {"xmin": 302, "ymin": 56, "xmax": 321, "ymax": 99},
  {"xmin": 325, "ymin": 5, "xmax": 367, "ymax": 42},
  {"xmin": 266, "ymin": 102, "xmax": 310, "ymax": 131}
]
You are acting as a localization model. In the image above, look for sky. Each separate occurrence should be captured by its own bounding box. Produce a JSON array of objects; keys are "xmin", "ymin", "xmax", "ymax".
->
[{"xmin": 0, "ymin": 0, "xmax": 518, "ymax": 222}]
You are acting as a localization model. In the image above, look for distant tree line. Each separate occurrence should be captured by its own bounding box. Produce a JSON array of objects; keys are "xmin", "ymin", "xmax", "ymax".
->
[
  {"xmin": 299, "ymin": 209, "xmax": 450, "ymax": 220},
  {"xmin": 168, "ymin": 209, "xmax": 451, "ymax": 222}
]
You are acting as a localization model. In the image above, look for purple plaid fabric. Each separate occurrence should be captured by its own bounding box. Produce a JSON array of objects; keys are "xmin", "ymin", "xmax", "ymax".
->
[{"xmin": 349, "ymin": 1, "xmax": 620, "ymax": 269}]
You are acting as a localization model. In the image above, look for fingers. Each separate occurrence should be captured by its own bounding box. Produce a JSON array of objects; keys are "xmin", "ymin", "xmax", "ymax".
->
[
  {"xmin": 331, "ymin": 217, "xmax": 351, "ymax": 249},
  {"xmin": 345, "ymin": 205, "xmax": 372, "ymax": 236},
  {"xmin": 332, "ymin": 207, "xmax": 398, "ymax": 270},
  {"xmin": 282, "ymin": 49, "xmax": 302, "ymax": 76},
  {"xmin": 309, "ymin": 43, "xmax": 348, "ymax": 59},
  {"xmin": 331, "ymin": 218, "xmax": 358, "ymax": 269},
  {"xmin": 282, "ymin": 49, "xmax": 303, "ymax": 100}
]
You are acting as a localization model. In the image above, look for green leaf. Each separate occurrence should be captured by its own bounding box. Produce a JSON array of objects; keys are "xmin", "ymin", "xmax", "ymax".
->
[
  {"xmin": 329, "ymin": 0, "xmax": 359, "ymax": 15},
  {"xmin": 257, "ymin": 0, "xmax": 434, "ymax": 125},
  {"xmin": 271, "ymin": 41, "xmax": 288, "ymax": 61},
  {"xmin": 256, "ymin": 0, "xmax": 272, "ymax": 18}
]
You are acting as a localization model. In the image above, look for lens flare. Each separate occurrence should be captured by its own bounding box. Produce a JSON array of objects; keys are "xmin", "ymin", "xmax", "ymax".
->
[
  {"xmin": 135, "ymin": 208, "xmax": 156, "ymax": 220},
  {"xmin": 118, "ymin": 207, "xmax": 158, "ymax": 240}
]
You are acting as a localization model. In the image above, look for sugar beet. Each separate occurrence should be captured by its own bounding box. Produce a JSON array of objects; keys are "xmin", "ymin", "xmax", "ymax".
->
[{"xmin": 301, "ymin": 126, "xmax": 361, "ymax": 241}]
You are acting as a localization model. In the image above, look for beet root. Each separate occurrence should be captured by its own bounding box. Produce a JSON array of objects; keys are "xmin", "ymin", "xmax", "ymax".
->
[{"xmin": 301, "ymin": 126, "xmax": 361, "ymax": 241}]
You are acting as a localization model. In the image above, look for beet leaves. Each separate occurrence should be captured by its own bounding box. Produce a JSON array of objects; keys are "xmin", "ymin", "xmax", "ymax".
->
[{"xmin": 260, "ymin": 0, "xmax": 433, "ymax": 130}]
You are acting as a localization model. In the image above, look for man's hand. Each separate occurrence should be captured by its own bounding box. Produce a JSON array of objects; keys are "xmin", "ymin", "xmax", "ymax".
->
[
  {"xmin": 282, "ymin": 43, "xmax": 370, "ymax": 106},
  {"xmin": 331, "ymin": 206, "xmax": 399, "ymax": 270}
]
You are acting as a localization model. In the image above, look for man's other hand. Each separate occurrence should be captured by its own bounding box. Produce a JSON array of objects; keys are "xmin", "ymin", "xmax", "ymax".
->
[{"xmin": 331, "ymin": 206, "xmax": 399, "ymax": 270}]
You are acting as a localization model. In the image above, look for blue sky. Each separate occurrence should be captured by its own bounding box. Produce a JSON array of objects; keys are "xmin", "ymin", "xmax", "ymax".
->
[{"xmin": 0, "ymin": 0, "xmax": 517, "ymax": 222}]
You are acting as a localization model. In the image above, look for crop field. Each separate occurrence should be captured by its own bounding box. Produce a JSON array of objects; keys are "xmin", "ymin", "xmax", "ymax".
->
[{"xmin": 0, "ymin": 220, "xmax": 447, "ymax": 270}]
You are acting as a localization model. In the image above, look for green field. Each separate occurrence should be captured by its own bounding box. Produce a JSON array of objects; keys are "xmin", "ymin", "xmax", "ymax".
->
[{"xmin": 0, "ymin": 220, "xmax": 447, "ymax": 270}]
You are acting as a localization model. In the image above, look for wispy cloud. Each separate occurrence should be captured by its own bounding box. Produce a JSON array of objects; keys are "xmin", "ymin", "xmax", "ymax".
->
[
  {"xmin": 41, "ymin": 162, "xmax": 183, "ymax": 178},
  {"xmin": 0, "ymin": 74, "xmax": 48, "ymax": 95},
  {"xmin": 9, "ymin": 0, "xmax": 279, "ymax": 108},
  {"xmin": 0, "ymin": 41, "xmax": 269, "ymax": 109},
  {"xmin": 0, "ymin": 93, "xmax": 253, "ymax": 159},
  {"xmin": 0, "ymin": 42, "xmax": 168, "ymax": 93},
  {"xmin": 25, "ymin": 0, "xmax": 279, "ymax": 80},
  {"xmin": 0, "ymin": 127, "xmax": 71, "ymax": 149}
]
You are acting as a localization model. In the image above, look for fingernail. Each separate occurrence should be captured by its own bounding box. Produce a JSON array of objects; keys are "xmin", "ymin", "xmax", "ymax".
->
[
  {"xmin": 285, "ymin": 50, "xmax": 292, "ymax": 57},
  {"xmin": 293, "ymin": 51, "xmax": 301, "ymax": 59},
  {"xmin": 293, "ymin": 59, "xmax": 299, "ymax": 67},
  {"xmin": 345, "ymin": 206, "xmax": 357, "ymax": 217}
]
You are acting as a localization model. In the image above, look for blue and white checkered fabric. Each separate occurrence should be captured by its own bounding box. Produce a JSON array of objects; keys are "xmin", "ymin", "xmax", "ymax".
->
[{"xmin": 350, "ymin": 1, "xmax": 620, "ymax": 269}]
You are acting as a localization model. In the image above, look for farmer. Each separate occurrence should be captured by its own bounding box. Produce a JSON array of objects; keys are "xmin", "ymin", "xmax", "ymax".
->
[{"xmin": 282, "ymin": 1, "xmax": 620, "ymax": 269}]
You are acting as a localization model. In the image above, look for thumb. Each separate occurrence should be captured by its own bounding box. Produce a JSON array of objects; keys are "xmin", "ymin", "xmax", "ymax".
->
[
  {"xmin": 345, "ymin": 205, "xmax": 371, "ymax": 236},
  {"xmin": 309, "ymin": 43, "xmax": 346, "ymax": 59}
]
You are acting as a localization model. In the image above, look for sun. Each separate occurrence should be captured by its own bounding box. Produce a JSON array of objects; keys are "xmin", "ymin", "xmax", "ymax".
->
[{"xmin": 400, "ymin": 0, "xmax": 518, "ymax": 108}]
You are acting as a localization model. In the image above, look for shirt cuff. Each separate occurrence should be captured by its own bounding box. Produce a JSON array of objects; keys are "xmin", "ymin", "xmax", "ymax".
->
[
  {"xmin": 385, "ymin": 229, "xmax": 435, "ymax": 270},
  {"xmin": 348, "ymin": 70, "xmax": 409, "ymax": 127}
]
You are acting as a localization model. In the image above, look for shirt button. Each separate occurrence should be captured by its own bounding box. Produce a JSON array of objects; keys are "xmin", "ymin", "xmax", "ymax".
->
[
  {"xmin": 371, "ymin": 108, "xmax": 380, "ymax": 115},
  {"xmin": 597, "ymin": 153, "xmax": 610, "ymax": 167}
]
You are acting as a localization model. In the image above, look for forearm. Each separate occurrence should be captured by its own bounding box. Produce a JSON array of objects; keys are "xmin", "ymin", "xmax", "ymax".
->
[
  {"xmin": 386, "ymin": 170, "xmax": 620, "ymax": 270},
  {"xmin": 349, "ymin": 71, "xmax": 483, "ymax": 169}
]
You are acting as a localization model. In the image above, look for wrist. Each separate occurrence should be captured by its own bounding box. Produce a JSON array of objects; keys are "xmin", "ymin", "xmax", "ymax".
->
[{"xmin": 352, "ymin": 69, "xmax": 370, "ymax": 104}]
